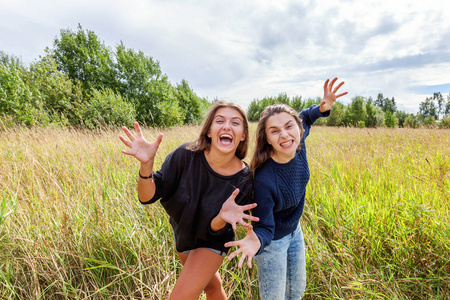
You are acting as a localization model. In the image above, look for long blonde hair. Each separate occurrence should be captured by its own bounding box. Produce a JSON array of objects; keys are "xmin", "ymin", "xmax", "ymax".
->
[
  {"xmin": 187, "ymin": 101, "xmax": 249, "ymax": 159},
  {"xmin": 250, "ymin": 104, "xmax": 304, "ymax": 171}
]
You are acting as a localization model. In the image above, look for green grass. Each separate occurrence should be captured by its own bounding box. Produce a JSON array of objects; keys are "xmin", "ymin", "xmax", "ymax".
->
[{"xmin": 0, "ymin": 125, "xmax": 448, "ymax": 299}]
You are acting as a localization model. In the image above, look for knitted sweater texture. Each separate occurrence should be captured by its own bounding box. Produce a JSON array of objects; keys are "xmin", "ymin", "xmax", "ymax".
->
[{"xmin": 253, "ymin": 105, "xmax": 329, "ymax": 254}]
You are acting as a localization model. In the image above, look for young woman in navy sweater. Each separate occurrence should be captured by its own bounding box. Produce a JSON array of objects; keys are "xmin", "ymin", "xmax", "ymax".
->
[
  {"xmin": 119, "ymin": 101, "xmax": 258, "ymax": 300},
  {"xmin": 223, "ymin": 78, "xmax": 347, "ymax": 299}
]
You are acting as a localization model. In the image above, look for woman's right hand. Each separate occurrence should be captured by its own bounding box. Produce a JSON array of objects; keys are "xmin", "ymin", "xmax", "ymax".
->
[{"xmin": 119, "ymin": 122, "xmax": 164, "ymax": 164}]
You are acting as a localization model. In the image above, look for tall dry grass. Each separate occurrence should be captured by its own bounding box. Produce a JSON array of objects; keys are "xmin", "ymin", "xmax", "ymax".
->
[{"xmin": 0, "ymin": 124, "xmax": 449, "ymax": 299}]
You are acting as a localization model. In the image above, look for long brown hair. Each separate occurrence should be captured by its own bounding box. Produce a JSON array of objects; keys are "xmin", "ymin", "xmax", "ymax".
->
[
  {"xmin": 250, "ymin": 104, "xmax": 304, "ymax": 171},
  {"xmin": 187, "ymin": 101, "xmax": 249, "ymax": 159}
]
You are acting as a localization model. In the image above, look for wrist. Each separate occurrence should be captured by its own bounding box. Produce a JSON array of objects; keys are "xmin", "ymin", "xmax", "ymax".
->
[
  {"xmin": 139, "ymin": 170, "xmax": 152, "ymax": 179},
  {"xmin": 211, "ymin": 215, "xmax": 227, "ymax": 232},
  {"xmin": 139, "ymin": 161, "xmax": 154, "ymax": 175}
]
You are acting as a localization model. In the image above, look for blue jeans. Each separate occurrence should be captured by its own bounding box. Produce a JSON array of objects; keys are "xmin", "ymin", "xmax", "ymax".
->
[{"xmin": 254, "ymin": 225, "xmax": 306, "ymax": 300}]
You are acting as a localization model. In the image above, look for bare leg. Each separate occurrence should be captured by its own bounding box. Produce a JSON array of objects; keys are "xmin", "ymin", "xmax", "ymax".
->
[{"xmin": 170, "ymin": 248, "xmax": 227, "ymax": 300}]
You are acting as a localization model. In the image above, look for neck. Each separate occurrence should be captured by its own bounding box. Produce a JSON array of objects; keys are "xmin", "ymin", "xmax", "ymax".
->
[
  {"xmin": 271, "ymin": 151, "xmax": 295, "ymax": 164},
  {"xmin": 205, "ymin": 148, "xmax": 243, "ymax": 175}
]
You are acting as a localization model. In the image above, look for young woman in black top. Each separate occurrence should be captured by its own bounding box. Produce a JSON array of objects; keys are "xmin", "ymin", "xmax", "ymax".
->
[{"xmin": 119, "ymin": 101, "xmax": 258, "ymax": 300}]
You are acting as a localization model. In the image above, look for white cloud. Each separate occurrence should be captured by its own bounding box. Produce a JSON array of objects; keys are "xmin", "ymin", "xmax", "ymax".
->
[{"xmin": 1, "ymin": 0, "xmax": 450, "ymax": 114}]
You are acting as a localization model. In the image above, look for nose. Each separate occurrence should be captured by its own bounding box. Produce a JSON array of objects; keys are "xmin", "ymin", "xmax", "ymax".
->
[
  {"xmin": 223, "ymin": 121, "xmax": 231, "ymax": 130},
  {"xmin": 280, "ymin": 128, "xmax": 289, "ymax": 138}
]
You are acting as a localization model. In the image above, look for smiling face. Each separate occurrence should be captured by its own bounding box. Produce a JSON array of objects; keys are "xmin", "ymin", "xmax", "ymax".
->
[
  {"xmin": 265, "ymin": 112, "xmax": 301, "ymax": 163},
  {"xmin": 207, "ymin": 107, "xmax": 246, "ymax": 155}
]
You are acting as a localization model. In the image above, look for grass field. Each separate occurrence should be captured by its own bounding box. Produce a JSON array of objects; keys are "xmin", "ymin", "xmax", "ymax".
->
[{"xmin": 0, "ymin": 124, "xmax": 449, "ymax": 299}]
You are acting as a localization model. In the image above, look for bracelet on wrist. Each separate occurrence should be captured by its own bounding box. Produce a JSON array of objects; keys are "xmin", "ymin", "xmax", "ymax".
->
[{"xmin": 139, "ymin": 170, "xmax": 152, "ymax": 179}]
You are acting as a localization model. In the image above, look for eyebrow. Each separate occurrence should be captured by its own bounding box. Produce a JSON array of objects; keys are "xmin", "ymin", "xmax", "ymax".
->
[
  {"xmin": 215, "ymin": 115, "xmax": 242, "ymax": 121},
  {"xmin": 268, "ymin": 120, "xmax": 294, "ymax": 129}
]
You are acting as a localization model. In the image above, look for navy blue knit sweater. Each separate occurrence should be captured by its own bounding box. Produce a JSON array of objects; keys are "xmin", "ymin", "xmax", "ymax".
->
[{"xmin": 253, "ymin": 105, "xmax": 329, "ymax": 254}]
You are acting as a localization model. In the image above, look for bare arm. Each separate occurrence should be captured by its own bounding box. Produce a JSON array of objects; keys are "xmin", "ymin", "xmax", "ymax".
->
[{"xmin": 119, "ymin": 122, "xmax": 163, "ymax": 201}]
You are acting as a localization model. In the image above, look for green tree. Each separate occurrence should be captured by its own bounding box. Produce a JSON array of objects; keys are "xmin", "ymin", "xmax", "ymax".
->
[
  {"xmin": 50, "ymin": 24, "xmax": 115, "ymax": 94},
  {"xmin": 419, "ymin": 96, "xmax": 438, "ymax": 120},
  {"xmin": 344, "ymin": 96, "xmax": 366, "ymax": 126},
  {"xmin": 113, "ymin": 43, "xmax": 183, "ymax": 126},
  {"xmin": 174, "ymin": 79, "xmax": 209, "ymax": 124},
  {"xmin": 394, "ymin": 110, "xmax": 408, "ymax": 128},
  {"xmin": 290, "ymin": 95, "xmax": 304, "ymax": 112},
  {"xmin": 81, "ymin": 88, "xmax": 136, "ymax": 129},
  {"xmin": 375, "ymin": 93, "xmax": 384, "ymax": 108},
  {"xmin": 246, "ymin": 93, "xmax": 291, "ymax": 122},
  {"xmin": 433, "ymin": 92, "xmax": 445, "ymax": 119},
  {"xmin": 365, "ymin": 100, "xmax": 377, "ymax": 127},
  {"xmin": 29, "ymin": 55, "xmax": 84, "ymax": 125},
  {"xmin": 384, "ymin": 110, "xmax": 398, "ymax": 128},
  {"xmin": 439, "ymin": 116, "xmax": 450, "ymax": 129},
  {"xmin": 383, "ymin": 97, "xmax": 396, "ymax": 113},
  {"xmin": 445, "ymin": 93, "xmax": 450, "ymax": 117},
  {"xmin": 0, "ymin": 53, "xmax": 49, "ymax": 126},
  {"xmin": 404, "ymin": 114, "xmax": 419, "ymax": 128},
  {"xmin": 326, "ymin": 101, "xmax": 346, "ymax": 126}
]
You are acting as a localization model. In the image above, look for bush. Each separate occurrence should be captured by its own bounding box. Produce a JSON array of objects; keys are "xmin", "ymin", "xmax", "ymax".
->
[
  {"xmin": 81, "ymin": 88, "xmax": 136, "ymax": 129},
  {"xmin": 0, "ymin": 56, "xmax": 49, "ymax": 126},
  {"xmin": 385, "ymin": 110, "xmax": 398, "ymax": 128},
  {"xmin": 174, "ymin": 79, "xmax": 209, "ymax": 125},
  {"xmin": 29, "ymin": 56, "xmax": 84, "ymax": 126},
  {"xmin": 439, "ymin": 117, "xmax": 450, "ymax": 129},
  {"xmin": 403, "ymin": 115, "xmax": 419, "ymax": 128}
]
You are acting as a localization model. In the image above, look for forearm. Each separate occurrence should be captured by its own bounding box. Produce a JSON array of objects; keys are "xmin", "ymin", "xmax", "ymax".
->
[
  {"xmin": 137, "ymin": 160, "xmax": 156, "ymax": 202},
  {"xmin": 210, "ymin": 215, "xmax": 226, "ymax": 232}
]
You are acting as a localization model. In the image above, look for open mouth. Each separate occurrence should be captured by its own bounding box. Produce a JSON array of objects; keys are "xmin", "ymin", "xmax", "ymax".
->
[
  {"xmin": 219, "ymin": 134, "xmax": 234, "ymax": 145},
  {"xmin": 280, "ymin": 140, "xmax": 293, "ymax": 147}
]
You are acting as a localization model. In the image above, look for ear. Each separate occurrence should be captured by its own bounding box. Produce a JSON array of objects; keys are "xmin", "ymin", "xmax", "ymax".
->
[
  {"xmin": 240, "ymin": 132, "xmax": 246, "ymax": 141},
  {"xmin": 207, "ymin": 131, "xmax": 211, "ymax": 138}
]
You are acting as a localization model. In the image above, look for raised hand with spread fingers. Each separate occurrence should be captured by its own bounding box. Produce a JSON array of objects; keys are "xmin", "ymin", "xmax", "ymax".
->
[
  {"xmin": 224, "ymin": 225, "xmax": 261, "ymax": 269},
  {"xmin": 319, "ymin": 77, "xmax": 348, "ymax": 113},
  {"xmin": 119, "ymin": 121, "xmax": 164, "ymax": 201},
  {"xmin": 211, "ymin": 188, "xmax": 259, "ymax": 232}
]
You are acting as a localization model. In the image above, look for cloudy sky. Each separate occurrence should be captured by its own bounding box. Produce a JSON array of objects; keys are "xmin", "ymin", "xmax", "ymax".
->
[{"xmin": 1, "ymin": 0, "xmax": 450, "ymax": 113}]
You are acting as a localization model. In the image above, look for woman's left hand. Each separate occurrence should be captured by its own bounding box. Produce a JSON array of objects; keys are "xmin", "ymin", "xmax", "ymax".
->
[
  {"xmin": 320, "ymin": 77, "xmax": 348, "ymax": 113},
  {"xmin": 225, "ymin": 225, "xmax": 261, "ymax": 268}
]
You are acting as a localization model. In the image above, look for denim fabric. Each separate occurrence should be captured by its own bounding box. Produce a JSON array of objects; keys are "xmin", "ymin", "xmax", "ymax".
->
[
  {"xmin": 178, "ymin": 247, "xmax": 226, "ymax": 257},
  {"xmin": 254, "ymin": 225, "xmax": 306, "ymax": 299}
]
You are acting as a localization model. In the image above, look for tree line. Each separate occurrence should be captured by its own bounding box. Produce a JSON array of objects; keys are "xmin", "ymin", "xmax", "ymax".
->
[
  {"xmin": 1, "ymin": 25, "xmax": 450, "ymax": 129},
  {"xmin": 0, "ymin": 25, "xmax": 208, "ymax": 129},
  {"xmin": 247, "ymin": 91, "xmax": 450, "ymax": 128}
]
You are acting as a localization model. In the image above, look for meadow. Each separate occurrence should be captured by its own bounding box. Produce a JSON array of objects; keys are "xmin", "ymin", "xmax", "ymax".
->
[{"xmin": 0, "ymin": 123, "xmax": 449, "ymax": 299}]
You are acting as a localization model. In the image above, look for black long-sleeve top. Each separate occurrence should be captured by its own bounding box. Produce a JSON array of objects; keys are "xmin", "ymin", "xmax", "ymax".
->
[{"xmin": 140, "ymin": 144, "xmax": 253, "ymax": 253}]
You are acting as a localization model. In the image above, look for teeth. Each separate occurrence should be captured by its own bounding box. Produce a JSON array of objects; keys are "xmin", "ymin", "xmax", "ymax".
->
[
  {"xmin": 220, "ymin": 134, "xmax": 233, "ymax": 139},
  {"xmin": 280, "ymin": 140, "xmax": 293, "ymax": 146}
]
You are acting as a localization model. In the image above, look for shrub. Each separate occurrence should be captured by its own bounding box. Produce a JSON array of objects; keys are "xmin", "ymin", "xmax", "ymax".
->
[
  {"xmin": 81, "ymin": 88, "xmax": 136, "ymax": 129},
  {"xmin": 439, "ymin": 117, "xmax": 450, "ymax": 129}
]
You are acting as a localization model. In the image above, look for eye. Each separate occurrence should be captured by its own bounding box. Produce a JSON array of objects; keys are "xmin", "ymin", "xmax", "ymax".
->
[
  {"xmin": 286, "ymin": 124, "xmax": 293, "ymax": 129},
  {"xmin": 216, "ymin": 119, "xmax": 224, "ymax": 124},
  {"xmin": 271, "ymin": 130, "xmax": 279, "ymax": 134},
  {"xmin": 232, "ymin": 121, "xmax": 241, "ymax": 126}
]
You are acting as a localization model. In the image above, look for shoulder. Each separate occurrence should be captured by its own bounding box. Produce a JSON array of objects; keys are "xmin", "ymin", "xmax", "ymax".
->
[
  {"xmin": 170, "ymin": 142, "xmax": 198, "ymax": 158},
  {"xmin": 161, "ymin": 142, "xmax": 199, "ymax": 170},
  {"xmin": 254, "ymin": 160, "xmax": 276, "ymax": 183}
]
